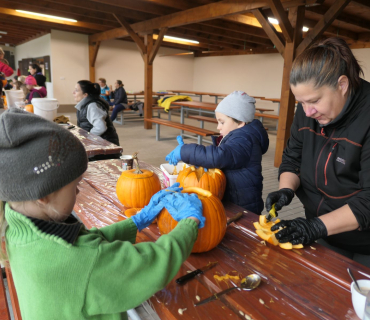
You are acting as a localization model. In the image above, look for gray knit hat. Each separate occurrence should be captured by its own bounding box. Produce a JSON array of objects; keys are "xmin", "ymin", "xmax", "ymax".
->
[
  {"xmin": 215, "ymin": 91, "xmax": 256, "ymax": 123},
  {"xmin": 0, "ymin": 108, "xmax": 88, "ymax": 201}
]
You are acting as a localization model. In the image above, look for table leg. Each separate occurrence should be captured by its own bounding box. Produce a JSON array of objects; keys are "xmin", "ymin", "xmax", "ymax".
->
[
  {"xmin": 199, "ymin": 95, "xmax": 202, "ymax": 102},
  {"xmin": 198, "ymin": 135, "xmax": 203, "ymax": 145},
  {"xmin": 168, "ymin": 110, "xmax": 171, "ymax": 121},
  {"xmin": 276, "ymin": 103, "xmax": 280, "ymax": 130},
  {"xmin": 156, "ymin": 124, "xmax": 160, "ymax": 141},
  {"xmin": 181, "ymin": 106, "xmax": 184, "ymax": 136},
  {"xmin": 200, "ymin": 120, "xmax": 204, "ymax": 129},
  {"xmin": 134, "ymin": 95, "xmax": 137, "ymax": 103}
]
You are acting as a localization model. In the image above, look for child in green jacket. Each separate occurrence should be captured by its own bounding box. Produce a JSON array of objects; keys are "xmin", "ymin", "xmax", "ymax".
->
[{"xmin": 0, "ymin": 108, "xmax": 204, "ymax": 320}]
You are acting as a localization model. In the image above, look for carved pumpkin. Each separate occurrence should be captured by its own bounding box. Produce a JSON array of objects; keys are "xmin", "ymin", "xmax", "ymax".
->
[
  {"xmin": 176, "ymin": 166, "xmax": 226, "ymax": 200},
  {"xmin": 116, "ymin": 153, "xmax": 161, "ymax": 208},
  {"xmin": 25, "ymin": 104, "xmax": 34, "ymax": 113},
  {"xmin": 157, "ymin": 187, "xmax": 227, "ymax": 253}
]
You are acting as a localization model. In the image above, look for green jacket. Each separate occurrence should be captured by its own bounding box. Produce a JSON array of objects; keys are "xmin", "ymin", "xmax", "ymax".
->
[{"xmin": 5, "ymin": 204, "xmax": 198, "ymax": 319}]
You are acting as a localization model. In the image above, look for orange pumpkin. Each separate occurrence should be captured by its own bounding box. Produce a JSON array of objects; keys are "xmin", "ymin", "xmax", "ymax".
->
[
  {"xmin": 157, "ymin": 187, "xmax": 227, "ymax": 253},
  {"xmin": 176, "ymin": 166, "xmax": 226, "ymax": 200},
  {"xmin": 116, "ymin": 154, "xmax": 161, "ymax": 208},
  {"xmin": 25, "ymin": 104, "xmax": 34, "ymax": 113}
]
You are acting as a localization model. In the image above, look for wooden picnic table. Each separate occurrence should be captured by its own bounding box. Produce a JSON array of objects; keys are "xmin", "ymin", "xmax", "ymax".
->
[
  {"xmin": 209, "ymin": 93, "xmax": 266, "ymax": 103},
  {"xmin": 74, "ymin": 159, "xmax": 367, "ymax": 320},
  {"xmin": 68, "ymin": 126, "xmax": 122, "ymax": 158},
  {"xmin": 168, "ymin": 90, "xmax": 226, "ymax": 103},
  {"xmin": 127, "ymin": 91, "xmax": 175, "ymax": 102}
]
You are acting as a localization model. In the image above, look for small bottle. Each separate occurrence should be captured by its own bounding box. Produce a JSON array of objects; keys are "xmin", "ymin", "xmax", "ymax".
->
[{"xmin": 363, "ymin": 291, "xmax": 370, "ymax": 320}]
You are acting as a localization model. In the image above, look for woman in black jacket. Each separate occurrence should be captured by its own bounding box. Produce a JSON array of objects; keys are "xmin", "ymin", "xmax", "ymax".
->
[
  {"xmin": 109, "ymin": 80, "xmax": 128, "ymax": 121},
  {"xmin": 265, "ymin": 37, "xmax": 370, "ymax": 267}
]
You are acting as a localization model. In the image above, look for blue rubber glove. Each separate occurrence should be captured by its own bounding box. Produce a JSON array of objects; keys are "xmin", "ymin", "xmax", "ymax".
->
[
  {"xmin": 165, "ymin": 136, "xmax": 184, "ymax": 165},
  {"xmin": 162, "ymin": 192, "xmax": 205, "ymax": 228},
  {"xmin": 131, "ymin": 183, "xmax": 183, "ymax": 231}
]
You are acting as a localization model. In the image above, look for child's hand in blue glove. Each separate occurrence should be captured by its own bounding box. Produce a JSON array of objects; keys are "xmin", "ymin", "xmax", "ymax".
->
[
  {"xmin": 131, "ymin": 183, "xmax": 183, "ymax": 231},
  {"xmin": 162, "ymin": 192, "xmax": 205, "ymax": 228},
  {"xmin": 165, "ymin": 136, "xmax": 184, "ymax": 165}
]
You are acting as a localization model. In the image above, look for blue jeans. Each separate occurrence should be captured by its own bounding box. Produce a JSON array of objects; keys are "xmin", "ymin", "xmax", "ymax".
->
[{"xmin": 110, "ymin": 104, "xmax": 126, "ymax": 121}]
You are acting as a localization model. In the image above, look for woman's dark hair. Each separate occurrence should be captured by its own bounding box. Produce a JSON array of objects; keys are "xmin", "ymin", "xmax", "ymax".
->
[
  {"xmin": 31, "ymin": 64, "xmax": 42, "ymax": 73},
  {"xmin": 78, "ymin": 80, "xmax": 100, "ymax": 96},
  {"xmin": 116, "ymin": 80, "xmax": 123, "ymax": 87},
  {"xmin": 290, "ymin": 37, "xmax": 363, "ymax": 95}
]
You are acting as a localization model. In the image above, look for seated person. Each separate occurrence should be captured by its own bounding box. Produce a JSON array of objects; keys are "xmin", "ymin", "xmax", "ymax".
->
[
  {"xmin": 98, "ymin": 77, "xmax": 110, "ymax": 102},
  {"xmin": 166, "ymin": 91, "xmax": 269, "ymax": 215},
  {"xmin": 109, "ymin": 80, "xmax": 129, "ymax": 121},
  {"xmin": 24, "ymin": 76, "xmax": 47, "ymax": 103},
  {"xmin": 73, "ymin": 80, "xmax": 120, "ymax": 149}
]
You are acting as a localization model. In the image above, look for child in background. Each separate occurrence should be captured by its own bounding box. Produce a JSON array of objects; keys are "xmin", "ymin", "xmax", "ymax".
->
[
  {"xmin": 166, "ymin": 91, "xmax": 269, "ymax": 214},
  {"xmin": 24, "ymin": 75, "xmax": 47, "ymax": 103},
  {"xmin": 0, "ymin": 108, "xmax": 204, "ymax": 320},
  {"xmin": 98, "ymin": 77, "xmax": 110, "ymax": 102},
  {"xmin": 0, "ymin": 48, "xmax": 13, "ymax": 108}
]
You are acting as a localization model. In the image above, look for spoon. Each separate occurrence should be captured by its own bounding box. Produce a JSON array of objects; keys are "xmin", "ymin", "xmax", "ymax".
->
[
  {"xmin": 194, "ymin": 274, "xmax": 261, "ymax": 307},
  {"xmin": 348, "ymin": 268, "xmax": 362, "ymax": 293}
]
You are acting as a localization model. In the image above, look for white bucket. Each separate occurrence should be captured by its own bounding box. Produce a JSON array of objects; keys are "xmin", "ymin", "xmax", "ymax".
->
[
  {"xmin": 4, "ymin": 90, "xmax": 24, "ymax": 108},
  {"xmin": 32, "ymin": 98, "xmax": 59, "ymax": 122}
]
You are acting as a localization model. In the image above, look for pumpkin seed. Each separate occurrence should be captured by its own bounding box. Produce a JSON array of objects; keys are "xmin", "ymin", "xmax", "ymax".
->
[
  {"xmin": 195, "ymin": 295, "xmax": 201, "ymax": 301},
  {"xmin": 259, "ymin": 299, "xmax": 264, "ymax": 305},
  {"xmin": 178, "ymin": 308, "xmax": 187, "ymax": 315}
]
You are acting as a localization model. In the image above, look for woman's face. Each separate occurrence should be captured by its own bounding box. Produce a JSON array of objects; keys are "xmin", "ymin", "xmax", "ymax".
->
[
  {"xmin": 215, "ymin": 112, "xmax": 244, "ymax": 137},
  {"xmin": 26, "ymin": 84, "xmax": 34, "ymax": 90},
  {"xmin": 29, "ymin": 66, "xmax": 36, "ymax": 75},
  {"xmin": 114, "ymin": 81, "xmax": 119, "ymax": 89},
  {"xmin": 291, "ymin": 76, "xmax": 349, "ymax": 125},
  {"xmin": 73, "ymin": 83, "xmax": 87, "ymax": 102}
]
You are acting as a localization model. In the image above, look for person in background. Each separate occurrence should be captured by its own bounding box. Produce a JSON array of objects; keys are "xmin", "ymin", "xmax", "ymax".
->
[
  {"xmin": 0, "ymin": 108, "xmax": 204, "ymax": 320},
  {"xmin": 4, "ymin": 79, "xmax": 13, "ymax": 90},
  {"xmin": 109, "ymin": 80, "xmax": 128, "ymax": 121},
  {"xmin": 0, "ymin": 47, "xmax": 13, "ymax": 107},
  {"xmin": 98, "ymin": 78, "xmax": 110, "ymax": 102},
  {"xmin": 29, "ymin": 63, "xmax": 46, "ymax": 87},
  {"xmin": 166, "ymin": 91, "xmax": 269, "ymax": 214},
  {"xmin": 265, "ymin": 37, "xmax": 370, "ymax": 267},
  {"xmin": 12, "ymin": 80, "xmax": 22, "ymax": 91},
  {"xmin": 20, "ymin": 83, "xmax": 29, "ymax": 100},
  {"xmin": 73, "ymin": 80, "xmax": 120, "ymax": 153},
  {"xmin": 24, "ymin": 75, "xmax": 47, "ymax": 103},
  {"xmin": 18, "ymin": 75, "xmax": 26, "ymax": 84}
]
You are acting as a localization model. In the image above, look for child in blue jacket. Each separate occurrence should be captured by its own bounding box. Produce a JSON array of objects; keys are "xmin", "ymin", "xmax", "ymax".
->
[{"xmin": 166, "ymin": 91, "xmax": 269, "ymax": 214}]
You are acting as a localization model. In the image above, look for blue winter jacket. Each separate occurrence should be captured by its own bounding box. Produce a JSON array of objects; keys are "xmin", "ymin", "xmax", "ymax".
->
[{"xmin": 180, "ymin": 119, "xmax": 269, "ymax": 214}]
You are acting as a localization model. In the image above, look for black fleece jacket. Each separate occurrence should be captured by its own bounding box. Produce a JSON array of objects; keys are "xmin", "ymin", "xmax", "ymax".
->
[{"xmin": 279, "ymin": 79, "xmax": 370, "ymax": 254}]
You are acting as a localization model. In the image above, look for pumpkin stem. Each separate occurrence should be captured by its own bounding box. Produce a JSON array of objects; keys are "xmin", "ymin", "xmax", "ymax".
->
[{"xmin": 132, "ymin": 152, "xmax": 143, "ymax": 174}]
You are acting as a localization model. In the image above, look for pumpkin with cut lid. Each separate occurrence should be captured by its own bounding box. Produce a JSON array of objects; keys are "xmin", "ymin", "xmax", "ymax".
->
[
  {"xmin": 176, "ymin": 166, "xmax": 226, "ymax": 200},
  {"xmin": 157, "ymin": 187, "xmax": 227, "ymax": 253},
  {"xmin": 116, "ymin": 153, "xmax": 161, "ymax": 208}
]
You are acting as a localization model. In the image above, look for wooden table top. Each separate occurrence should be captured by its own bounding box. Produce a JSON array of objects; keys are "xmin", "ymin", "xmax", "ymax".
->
[
  {"xmin": 68, "ymin": 126, "xmax": 122, "ymax": 158},
  {"xmin": 169, "ymin": 90, "xmax": 227, "ymax": 96},
  {"xmin": 172, "ymin": 101, "xmax": 217, "ymax": 111},
  {"xmin": 74, "ymin": 159, "xmax": 367, "ymax": 320},
  {"xmin": 126, "ymin": 91, "xmax": 175, "ymax": 96}
]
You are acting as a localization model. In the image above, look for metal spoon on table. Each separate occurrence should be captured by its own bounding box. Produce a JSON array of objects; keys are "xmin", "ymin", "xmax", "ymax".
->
[
  {"xmin": 348, "ymin": 268, "xmax": 362, "ymax": 293},
  {"xmin": 195, "ymin": 274, "xmax": 261, "ymax": 307}
]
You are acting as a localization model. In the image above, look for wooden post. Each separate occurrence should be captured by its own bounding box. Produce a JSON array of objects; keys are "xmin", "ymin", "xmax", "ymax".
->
[
  {"xmin": 88, "ymin": 41, "xmax": 100, "ymax": 82},
  {"xmin": 144, "ymin": 34, "xmax": 153, "ymax": 130},
  {"xmin": 274, "ymin": 6, "xmax": 304, "ymax": 167}
]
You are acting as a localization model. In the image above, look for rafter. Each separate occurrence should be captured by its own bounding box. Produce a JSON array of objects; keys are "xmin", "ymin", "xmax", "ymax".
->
[
  {"xmin": 90, "ymin": 0, "xmax": 323, "ymax": 43},
  {"xmin": 267, "ymin": 0, "xmax": 294, "ymax": 42},
  {"xmin": 149, "ymin": 27, "xmax": 167, "ymax": 64},
  {"xmin": 252, "ymin": 9, "xmax": 285, "ymax": 55},
  {"xmin": 296, "ymin": 0, "xmax": 352, "ymax": 56}
]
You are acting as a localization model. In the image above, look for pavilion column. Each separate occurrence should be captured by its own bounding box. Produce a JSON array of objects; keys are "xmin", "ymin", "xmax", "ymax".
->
[
  {"xmin": 274, "ymin": 6, "xmax": 304, "ymax": 167},
  {"xmin": 143, "ymin": 34, "xmax": 154, "ymax": 130},
  {"xmin": 88, "ymin": 40, "xmax": 100, "ymax": 83}
]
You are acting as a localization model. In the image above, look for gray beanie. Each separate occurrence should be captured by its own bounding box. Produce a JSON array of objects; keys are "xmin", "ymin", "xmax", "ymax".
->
[
  {"xmin": 0, "ymin": 108, "xmax": 88, "ymax": 202},
  {"xmin": 215, "ymin": 91, "xmax": 256, "ymax": 123}
]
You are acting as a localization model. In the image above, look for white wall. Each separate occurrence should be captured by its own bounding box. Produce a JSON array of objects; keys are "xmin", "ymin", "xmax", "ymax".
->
[
  {"xmin": 353, "ymin": 48, "xmax": 370, "ymax": 82},
  {"xmin": 95, "ymin": 40, "xmax": 194, "ymax": 92},
  {"xmin": 15, "ymin": 33, "xmax": 51, "ymax": 66},
  {"xmin": 193, "ymin": 53, "xmax": 284, "ymax": 110},
  {"xmin": 50, "ymin": 30, "xmax": 89, "ymax": 104}
]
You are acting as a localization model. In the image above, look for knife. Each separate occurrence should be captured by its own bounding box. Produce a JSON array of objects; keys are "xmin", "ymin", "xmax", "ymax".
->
[
  {"xmin": 176, "ymin": 261, "xmax": 218, "ymax": 285},
  {"xmin": 266, "ymin": 203, "xmax": 276, "ymax": 222},
  {"xmin": 226, "ymin": 212, "xmax": 243, "ymax": 226},
  {"xmin": 195, "ymin": 292, "xmax": 222, "ymax": 307}
]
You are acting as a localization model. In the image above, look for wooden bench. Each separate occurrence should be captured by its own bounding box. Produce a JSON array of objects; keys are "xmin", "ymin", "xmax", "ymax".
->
[
  {"xmin": 145, "ymin": 118, "xmax": 218, "ymax": 144},
  {"xmin": 255, "ymin": 112, "xmax": 279, "ymax": 129}
]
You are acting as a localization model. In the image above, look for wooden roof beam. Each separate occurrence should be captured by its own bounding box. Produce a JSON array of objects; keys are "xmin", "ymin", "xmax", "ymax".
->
[
  {"xmin": 149, "ymin": 27, "xmax": 167, "ymax": 64},
  {"xmin": 194, "ymin": 48, "xmax": 278, "ymax": 57},
  {"xmin": 252, "ymin": 9, "xmax": 285, "ymax": 55},
  {"xmin": 113, "ymin": 14, "xmax": 146, "ymax": 57},
  {"xmin": 89, "ymin": 0, "xmax": 324, "ymax": 43},
  {"xmin": 296, "ymin": 0, "xmax": 352, "ymax": 56},
  {"xmin": 351, "ymin": 0, "xmax": 370, "ymax": 10},
  {"xmin": 267, "ymin": 0, "xmax": 294, "ymax": 42},
  {"xmin": 306, "ymin": 5, "xmax": 370, "ymax": 32}
]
